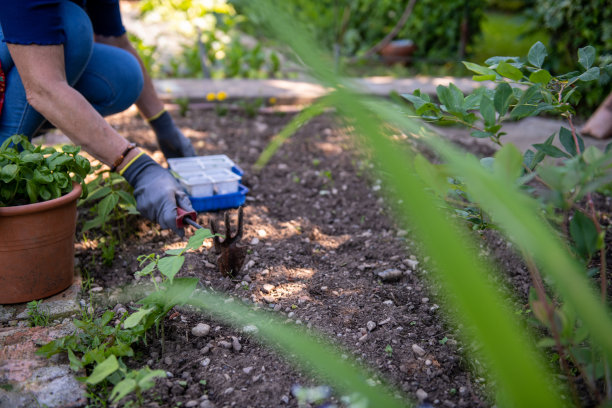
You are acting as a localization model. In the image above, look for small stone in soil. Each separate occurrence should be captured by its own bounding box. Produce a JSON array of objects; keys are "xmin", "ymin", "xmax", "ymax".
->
[
  {"xmin": 378, "ymin": 317, "xmax": 391, "ymax": 325},
  {"xmin": 366, "ymin": 321, "xmax": 376, "ymax": 332},
  {"xmin": 232, "ymin": 336, "xmax": 242, "ymax": 352},
  {"xmin": 262, "ymin": 283, "xmax": 274, "ymax": 293},
  {"xmin": 164, "ymin": 357, "xmax": 172, "ymax": 365},
  {"xmin": 375, "ymin": 268, "xmax": 403, "ymax": 282},
  {"xmin": 200, "ymin": 401, "xmax": 215, "ymax": 408},
  {"xmin": 382, "ymin": 300, "xmax": 394, "ymax": 306},
  {"xmin": 359, "ymin": 334, "xmax": 368, "ymax": 342},
  {"xmin": 250, "ymin": 238, "xmax": 260, "ymax": 245},
  {"xmin": 416, "ymin": 388, "xmax": 428, "ymax": 402},
  {"xmin": 200, "ymin": 345, "xmax": 210, "ymax": 354},
  {"xmin": 412, "ymin": 344, "xmax": 426, "ymax": 357},
  {"xmin": 219, "ymin": 340, "xmax": 233, "ymax": 349},
  {"xmin": 243, "ymin": 366, "xmax": 254, "ymax": 374},
  {"xmin": 201, "ymin": 358, "xmax": 210, "ymax": 367},
  {"xmin": 224, "ymin": 387, "xmax": 234, "ymax": 395},
  {"xmin": 192, "ymin": 323, "xmax": 211, "ymax": 337},
  {"xmin": 242, "ymin": 324, "xmax": 259, "ymax": 334},
  {"xmin": 185, "ymin": 400, "xmax": 199, "ymax": 407},
  {"xmin": 281, "ymin": 395, "xmax": 290, "ymax": 404}
]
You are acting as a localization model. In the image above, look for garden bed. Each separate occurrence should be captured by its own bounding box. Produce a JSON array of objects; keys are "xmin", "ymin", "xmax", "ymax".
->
[{"xmin": 75, "ymin": 109, "xmax": 533, "ymax": 407}]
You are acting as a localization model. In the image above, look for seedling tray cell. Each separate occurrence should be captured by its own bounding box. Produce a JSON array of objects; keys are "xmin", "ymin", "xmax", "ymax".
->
[{"xmin": 189, "ymin": 184, "xmax": 249, "ymax": 212}]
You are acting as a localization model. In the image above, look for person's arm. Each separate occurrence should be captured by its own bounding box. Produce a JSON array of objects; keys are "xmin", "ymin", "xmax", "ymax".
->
[
  {"xmin": 7, "ymin": 42, "xmax": 193, "ymax": 235},
  {"xmin": 7, "ymin": 42, "xmax": 135, "ymax": 167}
]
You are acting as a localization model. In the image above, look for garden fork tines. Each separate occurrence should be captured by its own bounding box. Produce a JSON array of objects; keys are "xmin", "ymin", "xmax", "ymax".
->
[{"xmin": 210, "ymin": 207, "xmax": 247, "ymax": 276}]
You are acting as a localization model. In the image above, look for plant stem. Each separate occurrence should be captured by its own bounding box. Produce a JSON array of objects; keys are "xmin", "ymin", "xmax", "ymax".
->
[{"xmin": 524, "ymin": 255, "xmax": 581, "ymax": 406}]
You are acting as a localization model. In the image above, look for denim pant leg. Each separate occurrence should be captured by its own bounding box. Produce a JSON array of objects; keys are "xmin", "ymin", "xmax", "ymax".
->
[
  {"xmin": 74, "ymin": 43, "xmax": 143, "ymax": 117},
  {"xmin": 0, "ymin": 1, "xmax": 94, "ymax": 144}
]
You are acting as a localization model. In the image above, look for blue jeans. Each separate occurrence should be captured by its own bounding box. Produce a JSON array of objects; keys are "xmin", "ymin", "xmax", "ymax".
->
[{"xmin": 0, "ymin": 1, "xmax": 144, "ymax": 144}]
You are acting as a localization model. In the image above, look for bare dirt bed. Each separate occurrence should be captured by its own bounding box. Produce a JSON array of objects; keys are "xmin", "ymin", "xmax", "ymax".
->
[{"xmin": 77, "ymin": 108, "xmax": 529, "ymax": 408}]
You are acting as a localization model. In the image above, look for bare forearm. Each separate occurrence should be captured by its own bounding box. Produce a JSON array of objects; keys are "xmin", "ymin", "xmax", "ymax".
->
[{"xmin": 7, "ymin": 43, "xmax": 135, "ymax": 167}]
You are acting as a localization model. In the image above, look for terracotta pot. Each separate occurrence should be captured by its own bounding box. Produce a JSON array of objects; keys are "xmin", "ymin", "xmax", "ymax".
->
[
  {"xmin": 379, "ymin": 39, "xmax": 417, "ymax": 66},
  {"xmin": 0, "ymin": 182, "xmax": 81, "ymax": 304}
]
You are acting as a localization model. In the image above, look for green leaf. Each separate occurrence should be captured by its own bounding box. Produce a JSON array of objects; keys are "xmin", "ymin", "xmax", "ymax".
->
[
  {"xmin": 33, "ymin": 169, "xmax": 53, "ymax": 184},
  {"xmin": 98, "ymin": 193, "xmax": 120, "ymax": 221},
  {"xmin": 83, "ymin": 186, "xmax": 112, "ymax": 203},
  {"xmin": 582, "ymin": 145, "xmax": 604, "ymax": 164},
  {"xmin": 484, "ymin": 56, "xmax": 520, "ymax": 66},
  {"xmin": 493, "ymin": 83, "xmax": 513, "ymax": 116},
  {"xmin": 186, "ymin": 228, "xmax": 215, "ymax": 251},
  {"xmin": 110, "ymin": 378, "xmax": 137, "ymax": 403},
  {"xmin": 527, "ymin": 41, "xmax": 547, "ymax": 68},
  {"xmin": 473, "ymin": 74, "xmax": 496, "ymax": 82},
  {"xmin": 137, "ymin": 369, "xmax": 166, "ymax": 390},
  {"xmin": 21, "ymin": 153, "xmax": 44, "ymax": 164},
  {"xmin": 480, "ymin": 96, "xmax": 496, "ymax": 127},
  {"xmin": 86, "ymin": 355, "xmax": 119, "ymax": 385},
  {"xmin": 165, "ymin": 248, "xmax": 184, "ymax": 256},
  {"xmin": 413, "ymin": 155, "xmax": 449, "ymax": 197},
  {"xmin": 471, "ymin": 130, "xmax": 494, "ymax": 139},
  {"xmin": 82, "ymin": 216, "xmax": 104, "ymax": 232},
  {"xmin": 559, "ymin": 127, "xmax": 583, "ymax": 156},
  {"xmin": 496, "ymin": 61, "xmax": 523, "ymax": 81},
  {"xmin": 494, "ymin": 144, "xmax": 523, "ymax": 181},
  {"xmin": 67, "ymin": 348, "xmax": 83, "ymax": 372},
  {"xmin": 578, "ymin": 46, "xmax": 596, "ymax": 70},
  {"xmin": 123, "ymin": 307, "xmax": 155, "ymax": 329},
  {"xmin": 26, "ymin": 180, "xmax": 39, "ymax": 203},
  {"xmin": 529, "ymin": 69, "xmax": 552, "ymax": 85},
  {"xmin": 462, "ymin": 61, "xmax": 497, "ymax": 77},
  {"xmin": 157, "ymin": 255, "xmax": 185, "ymax": 283},
  {"xmin": 578, "ymin": 67, "xmax": 600, "ymax": 82},
  {"xmin": 570, "ymin": 210, "xmax": 598, "ymax": 259},
  {"xmin": 510, "ymin": 104, "xmax": 538, "ymax": 120},
  {"xmin": 532, "ymin": 143, "xmax": 571, "ymax": 159},
  {"xmin": 0, "ymin": 164, "xmax": 18, "ymax": 182}
]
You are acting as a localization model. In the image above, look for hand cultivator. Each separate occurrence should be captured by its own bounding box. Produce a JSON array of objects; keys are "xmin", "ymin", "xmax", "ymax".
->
[{"xmin": 177, "ymin": 206, "xmax": 247, "ymax": 276}]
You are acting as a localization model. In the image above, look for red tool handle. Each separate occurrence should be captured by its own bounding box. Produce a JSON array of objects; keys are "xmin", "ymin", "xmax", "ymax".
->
[{"xmin": 176, "ymin": 207, "xmax": 197, "ymax": 229}]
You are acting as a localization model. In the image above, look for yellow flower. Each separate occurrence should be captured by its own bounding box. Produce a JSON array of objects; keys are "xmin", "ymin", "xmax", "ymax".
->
[
  {"xmin": 206, "ymin": 92, "xmax": 216, "ymax": 101},
  {"xmin": 268, "ymin": 97, "xmax": 277, "ymax": 105},
  {"xmin": 216, "ymin": 91, "xmax": 227, "ymax": 101}
]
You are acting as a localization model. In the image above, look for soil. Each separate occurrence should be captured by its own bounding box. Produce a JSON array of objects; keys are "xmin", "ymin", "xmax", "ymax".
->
[{"xmin": 75, "ymin": 108, "xmax": 533, "ymax": 408}]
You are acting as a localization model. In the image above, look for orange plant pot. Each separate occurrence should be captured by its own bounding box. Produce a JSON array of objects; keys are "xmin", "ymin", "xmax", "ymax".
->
[{"xmin": 0, "ymin": 182, "xmax": 81, "ymax": 304}]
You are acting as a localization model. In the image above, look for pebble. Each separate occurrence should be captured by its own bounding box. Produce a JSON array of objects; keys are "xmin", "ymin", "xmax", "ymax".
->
[
  {"xmin": 242, "ymin": 324, "xmax": 259, "ymax": 334},
  {"xmin": 382, "ymin": 300, "xmax": 394, "ymax": 306},
  {"xmin": 192, "ymin": 323, "xmax": 211, "ymax": 337},
  {"xmin": 263, "ymin": 295, "xmax": 275, "ymax": 303},
  {"xmin": 459, "ymin": 386, "xmax": 467, "ymax": 394},
  {"xmin": 243, "ymin": 366, "xmax": 254, "ymax": 374},
  {"xmin": 378, "ymin": 317, "xmax": 391, "ymax": 326},
  {"xmin": 274, "ymin": 304, "xmax": 282, "ymax": 312},
  {"xmin": 242, "ymin": 274, "xmax": 252, "ymax": 282},
  {"xmin": 232, "ymin": 337, "xmax": 242, "ymax": 352},
  {"xmin": 375, "ymin": 268, "xmax": 403, "ymax": 282},
  {"xmin": 166, "ymin": 371, "xmax": 173, "ymax": 378},
  {"xmin": 404, "ymin": 259, "xmax": 419, "ymax": 270},
  {"xmin": 200, "ymin": 399, "xmax": 215, "ymax": 407},
  {"xmin": 421, "ymin": 297, "xmax": 429, "ymax": 303},
  {"xmin": 245, "ymin": 260, "xmax": 256, "ymax": 270},
  {"xmin": 224, "ymin": 387, "xmax": 234, "ymax": 395},
  {"xmin": 262, "ymin": 283, "xmax": 274, "ymax": 293},
  {"xmin": 186, "ymin": 401, "xmax": 199, "ymax": 407},
  {"xmin": 250, "ymin": 238, "xmax": 260, "ymax": 245},
  {"xmin": 200, "ymin": 345, "xmax": 210, "ymax": 355},
  {"xmin": 358, "ymin": 334, "xmax": 368, "ymax": 342},
  {"xmin": 416, "ymin": 388, "xmax": 428, "ymax": 402},
  {"xmin": 219, "ymin": 340, "xmax": 233, "ymax": 349},
  {"xmin": 287, "ymin": 312, "xmax": 295, "ymax": 318},
  {"xmin": 201, "ymin": 358, "xmax": 210, "ymax": 367},
  {"xmin": 366, "ymin": 321, "xmax": 376, "ymax": 332},
  {"xmin": 281, "ymin": 395, "xmax": 290, "ymax": 404},
  {"xmin": 425, "ymin": 359, "xmax": 432, "ymax": 366},
  {"xmin": 412, "ymin": 344, "xmax": 426, "ymax": 357},
  {"xmin": 164, "ymin": 357, "xmax": 172, "ymax": 365}
]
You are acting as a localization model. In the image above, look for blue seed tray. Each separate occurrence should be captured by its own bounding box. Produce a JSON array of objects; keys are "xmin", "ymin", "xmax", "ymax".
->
[{"xmin": 188, "ymin": 184, "xmax": 249, "ymax": 212}]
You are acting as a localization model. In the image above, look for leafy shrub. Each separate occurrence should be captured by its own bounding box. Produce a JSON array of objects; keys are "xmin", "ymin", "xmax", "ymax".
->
[
  {"xmin": 531, "ymin": 0, "xmax": 612, "ymax": 114},
  {"xmin": 0, "ymin": 135, "xmax": 90, "ymax": 206},
  {"xmin": 236, "ymin": 0, "xmax": 485, "ymax": 60}
]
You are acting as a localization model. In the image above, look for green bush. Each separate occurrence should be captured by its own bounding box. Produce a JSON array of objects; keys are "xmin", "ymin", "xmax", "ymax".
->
[
  {"xmin": 233, "ymin": 0, "xmax": 485, "ymax": 61},
  {"xmin": 531, "ymin": 0, "xmax": 612, "ymax": 114}
]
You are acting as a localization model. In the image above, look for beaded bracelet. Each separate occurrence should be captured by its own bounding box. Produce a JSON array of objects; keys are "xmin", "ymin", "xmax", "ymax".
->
[{"xmin": 110, "ymin": 143, "xmax": 137, "ymax": 173}]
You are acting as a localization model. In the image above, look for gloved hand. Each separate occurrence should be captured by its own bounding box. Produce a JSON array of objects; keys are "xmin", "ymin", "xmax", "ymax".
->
[
  {"xmin": 149, "ymin": 110, "xmax": 196, "ymax": 159},
  {"xmin": 122, "ymin": 153, "xmax": 193, "ymax": 237}
]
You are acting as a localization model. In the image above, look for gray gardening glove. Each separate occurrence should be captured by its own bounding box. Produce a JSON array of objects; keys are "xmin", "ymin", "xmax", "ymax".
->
[
  {"xmin": 122, "ymin": 154, "xmax": 193, "ymax": 237},
  {"xmin": 149, "ymin": 110, "xmax": 196, "ymax": 159}
]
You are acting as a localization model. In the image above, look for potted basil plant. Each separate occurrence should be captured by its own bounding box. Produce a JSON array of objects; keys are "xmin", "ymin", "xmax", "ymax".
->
[{"xmin": 0, "ymin": 135, "xmax": 90, "ymax": 304}]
